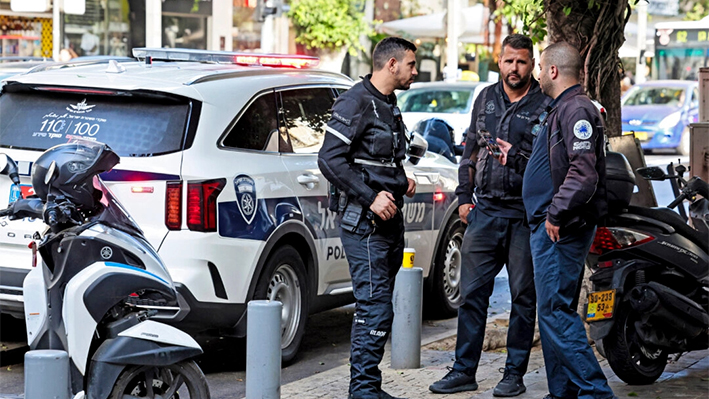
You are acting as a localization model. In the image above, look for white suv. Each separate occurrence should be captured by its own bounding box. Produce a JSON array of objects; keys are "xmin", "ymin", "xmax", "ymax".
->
[{"xmin": 0, "ymin": 49, "xmax": 465, "ymax": 361}]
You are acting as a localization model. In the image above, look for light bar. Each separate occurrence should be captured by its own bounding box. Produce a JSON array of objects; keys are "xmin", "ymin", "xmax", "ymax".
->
[{"xmin": 132, "ymin": 48, "xmax": 319, "ymax": 69}]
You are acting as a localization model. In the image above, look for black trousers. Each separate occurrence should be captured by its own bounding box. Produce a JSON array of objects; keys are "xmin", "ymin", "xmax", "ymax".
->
[{"xmin": 341, "ymin": 216, "xmax": 404, "ymax": 399}]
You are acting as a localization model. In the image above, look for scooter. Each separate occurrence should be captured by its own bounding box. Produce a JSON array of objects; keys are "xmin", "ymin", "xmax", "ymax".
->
[
  {"xmin": 584, "ymin": 152, "xmax": 709, "ymax": 385},
  {"xmin": 0, "ymin": 141, "xmax": 210, "ymax": 399}
]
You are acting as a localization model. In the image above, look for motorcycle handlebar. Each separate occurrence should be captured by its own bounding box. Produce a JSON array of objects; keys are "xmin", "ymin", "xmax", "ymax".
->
[{"xmin": 667, "ymin": 192, "xmax": 687, "ymax": 209}]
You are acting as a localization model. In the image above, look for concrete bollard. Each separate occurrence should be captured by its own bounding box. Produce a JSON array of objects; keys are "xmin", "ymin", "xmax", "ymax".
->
[
  {"xmin": 246, "ymin": 300, "xmax": 282, "ymax": 399},
  {"xmin": 391, "ymin": 266, "xmax": 423, "ymax": 369},
  {"xmin": 24, "ymin": 350, "xmax": 70, "ymax": 399}
]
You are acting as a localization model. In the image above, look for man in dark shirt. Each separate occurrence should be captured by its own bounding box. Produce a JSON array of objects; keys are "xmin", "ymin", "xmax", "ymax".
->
[
  {"xmin": 498, "ymin": 41, "xmax": 616, "ymax": 399},
  {"xmin": 429, "ymin": 34, "xmax": 549, "ymax": 397},
  {"xmin": 318, "ymin": 37, "xmax": 417, "ymax": 399}
]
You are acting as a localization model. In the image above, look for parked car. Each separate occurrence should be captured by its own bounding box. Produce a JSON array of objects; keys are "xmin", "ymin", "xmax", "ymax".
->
[
  {"xmin": 0, "ymin": 49, "xmax": 464, "ymax": 362},
  {"xmin": 397, "ymin": 81, "xmax": 493, "ymax": 145},
  {"xmin": 0, "ymin": 57, "xmax": 51, "ymax": 81},
  {"xmin": 621, "ymin": 79, "xmax": 699, "ymax": 155}
]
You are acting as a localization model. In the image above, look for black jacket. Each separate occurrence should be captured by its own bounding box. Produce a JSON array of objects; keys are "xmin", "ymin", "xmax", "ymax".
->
[
  {"xmin": 514, "ymin": 85, "xmax": 608, "ymax": 229},
  {"xmin": 318, "ymin": 76, "xmax": 408, "ymax": 209},
  {"xmin": 456, "ymin": 79, "xmax": 551, "ymax": 205}
]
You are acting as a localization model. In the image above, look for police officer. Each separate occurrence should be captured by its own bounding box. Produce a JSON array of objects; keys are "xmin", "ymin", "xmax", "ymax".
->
[
  {"xmin": 497, "ymin": 42, "xmax": 617, "ymax": 399},
  {"xmin": 429, "ymin": 34, "xmax": 549, "ymax": 397},
  {"xmin": 317, "ymin": 37, "xmax": 418, "ymax": 399}
]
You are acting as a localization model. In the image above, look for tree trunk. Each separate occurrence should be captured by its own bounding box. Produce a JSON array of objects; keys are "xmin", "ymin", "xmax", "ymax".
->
[{"xmin": 544, "ymin": 0, "xmax": 632, "ymax": 137}]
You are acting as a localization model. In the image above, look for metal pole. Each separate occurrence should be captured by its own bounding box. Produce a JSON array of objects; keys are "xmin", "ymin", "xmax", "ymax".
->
[
  {"xmin": 24, "ymin": 350, "xmax": 70, "ymax": 399},
  {"xmin": 636, "ymin": 0, "xmax": 648, "ymax": 84},
  {"xmin": 246, "ymin": 300, "xmax": 282, "ymax": 399},
  {"xmin": 52, "ymin": 0, "xmax": 62, "ymax": 60},
  {"xmin": 391, "ymin": 267, "xmax": 423, "ymax": 369}
]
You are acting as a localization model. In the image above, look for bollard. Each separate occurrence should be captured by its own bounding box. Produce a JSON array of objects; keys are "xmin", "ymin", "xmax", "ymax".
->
[
  {"xmin": 24, "ymin": 350, "xmax": 70, "ymax": 399},
  {"xmin": 246, "ymin": 300, "xmax": 282, "ymax": 399},
  {"xmin": 391, "ymin": 266, "xmax": 423, "ymax": 369}
]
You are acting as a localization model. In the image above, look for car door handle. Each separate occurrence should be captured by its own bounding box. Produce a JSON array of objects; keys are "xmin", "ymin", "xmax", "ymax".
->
[
  {"xmin": 413, "ymin": 172, "xmax": 440, "ymax": 184},
  {"xmin": 297, "ymin": 174, "xmax": 320, "ymax": 189}
]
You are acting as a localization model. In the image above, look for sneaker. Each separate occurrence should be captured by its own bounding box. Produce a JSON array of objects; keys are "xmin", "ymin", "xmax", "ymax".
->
[
  {"xmin": 428, "ymin": 367, "xmax": 478, "ymax": 394},
  {"xmin": 493, "ymin": 372, "xmax": 526, "ymax": 397}
]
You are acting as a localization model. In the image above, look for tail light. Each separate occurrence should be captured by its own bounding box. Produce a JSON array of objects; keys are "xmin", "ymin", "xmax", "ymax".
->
[
  {"xmin": 589, "ymin": 227, "xmax": 654, "ymax": 255},
  {"xmin": 165, "ymin": 181, "xmax": 183, "ymax": 230},
  {"xmin": 187, "ymin": 179, "xmax": 226, "ymax": 232},
  {"xmin": 433, "ymin": 190, "xmax": 445, "ymax": 202}
]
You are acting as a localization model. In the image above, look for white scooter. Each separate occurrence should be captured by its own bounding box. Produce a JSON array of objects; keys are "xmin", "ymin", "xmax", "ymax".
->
[{"xmin": 0, "ymin": 141, "xmax": 210, "ymax": 399}]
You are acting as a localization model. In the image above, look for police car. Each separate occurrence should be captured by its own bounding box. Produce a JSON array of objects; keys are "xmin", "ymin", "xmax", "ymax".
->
[{"xmin": 0, "ymin": 48, "xmax": 464, "ymax": 361}]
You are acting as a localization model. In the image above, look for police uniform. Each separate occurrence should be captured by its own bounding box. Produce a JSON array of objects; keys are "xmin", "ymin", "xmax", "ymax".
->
[
  {"xmin": 522, "ymin": 85, "xmax": 614, "ymax": 399},
  {"xmin": 317, "ymin": 75, "xmax": 408, "ymax": 399}
]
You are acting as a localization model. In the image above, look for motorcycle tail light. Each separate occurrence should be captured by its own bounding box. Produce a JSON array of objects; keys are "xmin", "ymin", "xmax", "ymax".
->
[
  {"xmin": 597, "ymin": 260, "xmax": 614, "ymax": 268},
  {"xmin": 589, "ymin": 227, "xmax": 654, "ymax": 255},
  {"xmin": 165, "ymin": 181, "xmax": 183, "ymax": 230},
  {"xmin": 187, "ymin": 179, "xmax": 226, "ymax": 232}
]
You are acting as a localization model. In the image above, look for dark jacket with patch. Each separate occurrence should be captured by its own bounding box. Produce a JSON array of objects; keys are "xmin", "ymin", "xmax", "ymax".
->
[
  {"xmin": 455, "ymin": 79, "xmax": 551, "ymax": 205},
  {"xmin": 318, "ymin": 76, "xmax": 408, "ymax": 209},
  {"xmin": 514, "ymin": 85, "xmax": 608, "ymax": 228}
]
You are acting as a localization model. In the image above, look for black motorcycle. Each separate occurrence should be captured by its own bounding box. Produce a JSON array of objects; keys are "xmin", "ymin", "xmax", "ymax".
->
[{"xmin": 584, "ymin": 152, "xmax": 709, "ymax": 385}]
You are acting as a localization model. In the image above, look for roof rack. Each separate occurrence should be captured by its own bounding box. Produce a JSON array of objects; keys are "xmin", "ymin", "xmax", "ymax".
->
[
  {"xmin": 131, "ymin": 48, "xmax": 320, "ymax": 69},
  {"xmin": 26, "ymin": 57, "xmax": 135, "ymax": 74}
]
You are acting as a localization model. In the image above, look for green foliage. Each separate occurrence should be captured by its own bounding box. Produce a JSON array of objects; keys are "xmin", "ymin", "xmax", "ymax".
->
[
  {"xmin": 288, "ymin": 0, "xmax": 373, "ymax": 56},
  {"xmin": 685, "ymin": 0, "xmax": 709, "ymax": 20},
  {"xmin": 496, "ymin": 0, "xmax": 546, "ymax": 44}
]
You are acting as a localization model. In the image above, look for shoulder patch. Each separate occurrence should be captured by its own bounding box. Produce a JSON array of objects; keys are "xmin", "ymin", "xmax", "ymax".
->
[
  {"xmin": 573, "ymin": 119, "xmax": 593, "ymax": 140},
  {"xmin": 485, "ymin": 100, "xmax": 495, "ymax": 114},
  {"xmin": 332, "ymin": 111, "xmax": 352, "ymax": 126}
]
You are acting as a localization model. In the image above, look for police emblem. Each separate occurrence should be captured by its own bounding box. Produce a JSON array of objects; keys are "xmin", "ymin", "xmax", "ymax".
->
[
  {"xmin": 573, "ymin": 120, "xmax": 593, "ymax": 140},
  {"xmin": 234, "ymin": 175, "xmax": 257, "ymax": 224},
  {"xmin": 485, "ymin": 100, "xmax": 495, "ymax": 114}
]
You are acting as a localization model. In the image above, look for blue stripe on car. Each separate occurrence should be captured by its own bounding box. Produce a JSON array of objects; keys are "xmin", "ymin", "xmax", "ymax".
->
[{"xmin": 101, "ymin": 170, "xmax": 180, "ymax": 181}]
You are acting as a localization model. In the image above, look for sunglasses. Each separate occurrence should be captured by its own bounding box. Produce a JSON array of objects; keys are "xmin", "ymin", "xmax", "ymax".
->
[{"xmin": 531, "ymin": 110, "xmax": 549, "ymax": 136}]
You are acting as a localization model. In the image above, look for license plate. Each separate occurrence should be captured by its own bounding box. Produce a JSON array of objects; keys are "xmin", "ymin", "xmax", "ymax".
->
[
  {"xmin": 622, "ymin": 131, "xmax": 648, "ymax": 141},
  {"xmin": 586, "ymin": 289, "xmax": 616, "ymax": 322}
]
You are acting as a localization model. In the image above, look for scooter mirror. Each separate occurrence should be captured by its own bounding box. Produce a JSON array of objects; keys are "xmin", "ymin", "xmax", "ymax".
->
[
  {"xmin": 0, "ymin": 153, "xmax": 20, "ymax": 186},
  {"xmin": 44, "ymin": 161, "xmax": 57, "ymax": 186},
  {"xmin": 636, "ymin": 166, "xmax": 667, "ymax": 181}
]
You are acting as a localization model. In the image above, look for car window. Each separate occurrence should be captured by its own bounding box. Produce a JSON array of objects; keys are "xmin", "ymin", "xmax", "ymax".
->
[
  {"xmin": 622, "ymin": 86, "xmax": 686, "ymax": 108},
  {"xmin": 223, "ymin": 91, "xmax": 278, "ymax": 151},
  {"xmin": 398, "ymin": 89, "xmax": 472, "ymax": 113},
  {"xmin": 280, "ymin": 87, "xmax": 336, "ymax": 154},
  {"xmin": 691, "ymin": 88, "xmax": 699, "ymax": 107},
  {"xmin": 0, "ymin": 88, "xmax": 194, "ymax": 157}
]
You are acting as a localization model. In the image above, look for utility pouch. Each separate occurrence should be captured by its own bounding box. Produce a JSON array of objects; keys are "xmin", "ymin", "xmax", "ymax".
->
[
  {"xmin": 328, "ymin": 183, "xmax": 340, "ymax": 212},
  {"xmin": 340, "ymin": 201, "xmax": 364, "ymax": 233}
]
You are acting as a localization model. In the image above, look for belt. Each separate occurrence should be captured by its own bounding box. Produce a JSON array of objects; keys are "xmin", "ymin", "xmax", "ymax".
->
[{"xmin": 354, "ymin": 158, "xmax": 400, "ymax": 168}]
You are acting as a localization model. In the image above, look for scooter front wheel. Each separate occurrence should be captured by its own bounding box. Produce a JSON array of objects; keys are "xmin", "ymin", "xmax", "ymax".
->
[{"xmin": 109, "ymin": 360, "xmax": 210, "ymax": 399}]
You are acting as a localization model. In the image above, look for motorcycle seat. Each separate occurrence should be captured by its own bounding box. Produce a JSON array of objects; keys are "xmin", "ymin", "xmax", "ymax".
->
[{"xmin": 626, "ymin": 205, "xmax": 708, "ymax": 254}]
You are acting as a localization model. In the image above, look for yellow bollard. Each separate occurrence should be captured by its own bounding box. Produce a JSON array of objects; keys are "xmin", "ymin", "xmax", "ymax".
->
[{"xmin": 402, "ymin": 248, "xmax": 416, "ymax": 268}]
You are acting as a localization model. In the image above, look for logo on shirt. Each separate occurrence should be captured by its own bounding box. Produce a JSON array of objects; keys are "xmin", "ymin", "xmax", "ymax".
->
[
  {"xmin": 573, "ymin": 141, "xmax": 592, "ymax": 151},
  {"xmin": 234, "ymin": 175, "xmax": 257, "ymax": 224},
  {"xmin": 573, "ymin": 119, "xmax": 593, "ymax": 140},
  {"xmin": 332, "ymin": 111, "xmax": 352, "ymax": 126},
  {"xmin": 485, "ymin": 101, "xmax": 495, "ymax": 114}
]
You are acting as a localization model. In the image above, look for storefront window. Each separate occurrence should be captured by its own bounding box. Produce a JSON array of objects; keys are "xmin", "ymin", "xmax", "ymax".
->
[
  {"xmin": 233, "ymin": 0, "xmax": 262, "ymax": 51},
  {"xmin": 63, "ymin": 0, "xmax": 143, "ymax": 58},
  {"xmin": 162, "ymin": 15, "xmax": 207, "ymax": 49}
]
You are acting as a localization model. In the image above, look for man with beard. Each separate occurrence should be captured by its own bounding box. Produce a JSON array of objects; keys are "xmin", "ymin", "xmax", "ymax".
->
[
  {"xmin": 498, "ymin": 41, "xmax": 616, "ymax": 399},
  {"xmin": 318, "ymin": 37, "xmax": 417, "ymax": 399},
  {"xmin": 429, "ymin": 34, "xmax": 550, "ymax": 397}
]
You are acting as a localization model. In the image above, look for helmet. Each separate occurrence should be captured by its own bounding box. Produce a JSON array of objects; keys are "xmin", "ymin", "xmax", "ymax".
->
[{"xmin": 32, "ymin": 141, "xmax": 119, "ymax": 209}]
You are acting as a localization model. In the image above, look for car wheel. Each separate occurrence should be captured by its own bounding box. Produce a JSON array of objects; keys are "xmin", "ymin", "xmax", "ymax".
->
[
  {"xmin": 676, "ymin": 126, "xmax": 690, "ymax": 156},
  {"xmin": 424, "ymin": 217, "xmax": 465, "ymax": 319},
  {"xmin": 254, "ymin": 245, "xmax": 308, "ymax": 364}
]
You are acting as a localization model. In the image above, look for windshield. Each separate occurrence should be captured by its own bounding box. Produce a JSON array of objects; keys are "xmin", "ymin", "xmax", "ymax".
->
[
  {"xmin": 94, "ymin": 176, "xmax": 143, "ymax": 237},
  {"xmin": 622, "ymin": 86, "xmax": 686, "ymax": 108},
  {"xmin": 399, "ymin": 89, "xmax": 473, "ymax": 113}
]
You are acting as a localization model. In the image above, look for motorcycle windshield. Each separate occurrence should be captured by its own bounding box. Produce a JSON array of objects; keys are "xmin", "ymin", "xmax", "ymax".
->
[{"xmin": 93, "ymin": 176, "xmax": 144, "ymax": 237}]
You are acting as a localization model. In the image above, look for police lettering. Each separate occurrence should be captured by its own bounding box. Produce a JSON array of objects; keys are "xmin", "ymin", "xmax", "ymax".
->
[{"xmin": 326, "ymin": 245, "xmax": 347, "ymax": 260}]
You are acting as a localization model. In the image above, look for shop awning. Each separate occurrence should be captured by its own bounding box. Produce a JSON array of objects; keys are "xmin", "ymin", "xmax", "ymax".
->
[{"xmin": 378, "ymin": 4, "xmax": 488, "ymax": 44}]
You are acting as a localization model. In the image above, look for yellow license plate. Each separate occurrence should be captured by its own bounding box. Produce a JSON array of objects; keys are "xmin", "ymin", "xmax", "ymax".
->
[
  {"xmin": 622, "ymin": 131, "xmax": 648, "ymax": 141},
  {"xmin": 586, "ymin": 289, "xmax": 616, "ymax": 322}
]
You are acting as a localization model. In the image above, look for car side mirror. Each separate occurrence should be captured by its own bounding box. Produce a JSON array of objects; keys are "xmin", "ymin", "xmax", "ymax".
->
[
  {"xmin": 636, "ymin": 166, "xmax": 667, "ymax": 181},
  {"xmin": 0, "ymin": 153, "xmax": 21, "ymax": 186}
]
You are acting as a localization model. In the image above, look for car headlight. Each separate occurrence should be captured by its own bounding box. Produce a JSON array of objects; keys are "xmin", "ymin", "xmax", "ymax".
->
[{"xmin": 658, "ymin": 112, "xmax": 681, "ymax": 129}]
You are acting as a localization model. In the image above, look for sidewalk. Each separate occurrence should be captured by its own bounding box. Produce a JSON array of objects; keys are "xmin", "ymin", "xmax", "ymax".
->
[{"xmin": 275, "ymin": 313, "xmax": 709, "ymax": 399}]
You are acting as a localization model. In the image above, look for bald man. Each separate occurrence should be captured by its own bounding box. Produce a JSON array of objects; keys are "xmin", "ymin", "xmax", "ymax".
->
[{"xmin": 497, "ymin": 42, "xmax": 616, "ymax": 399}]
